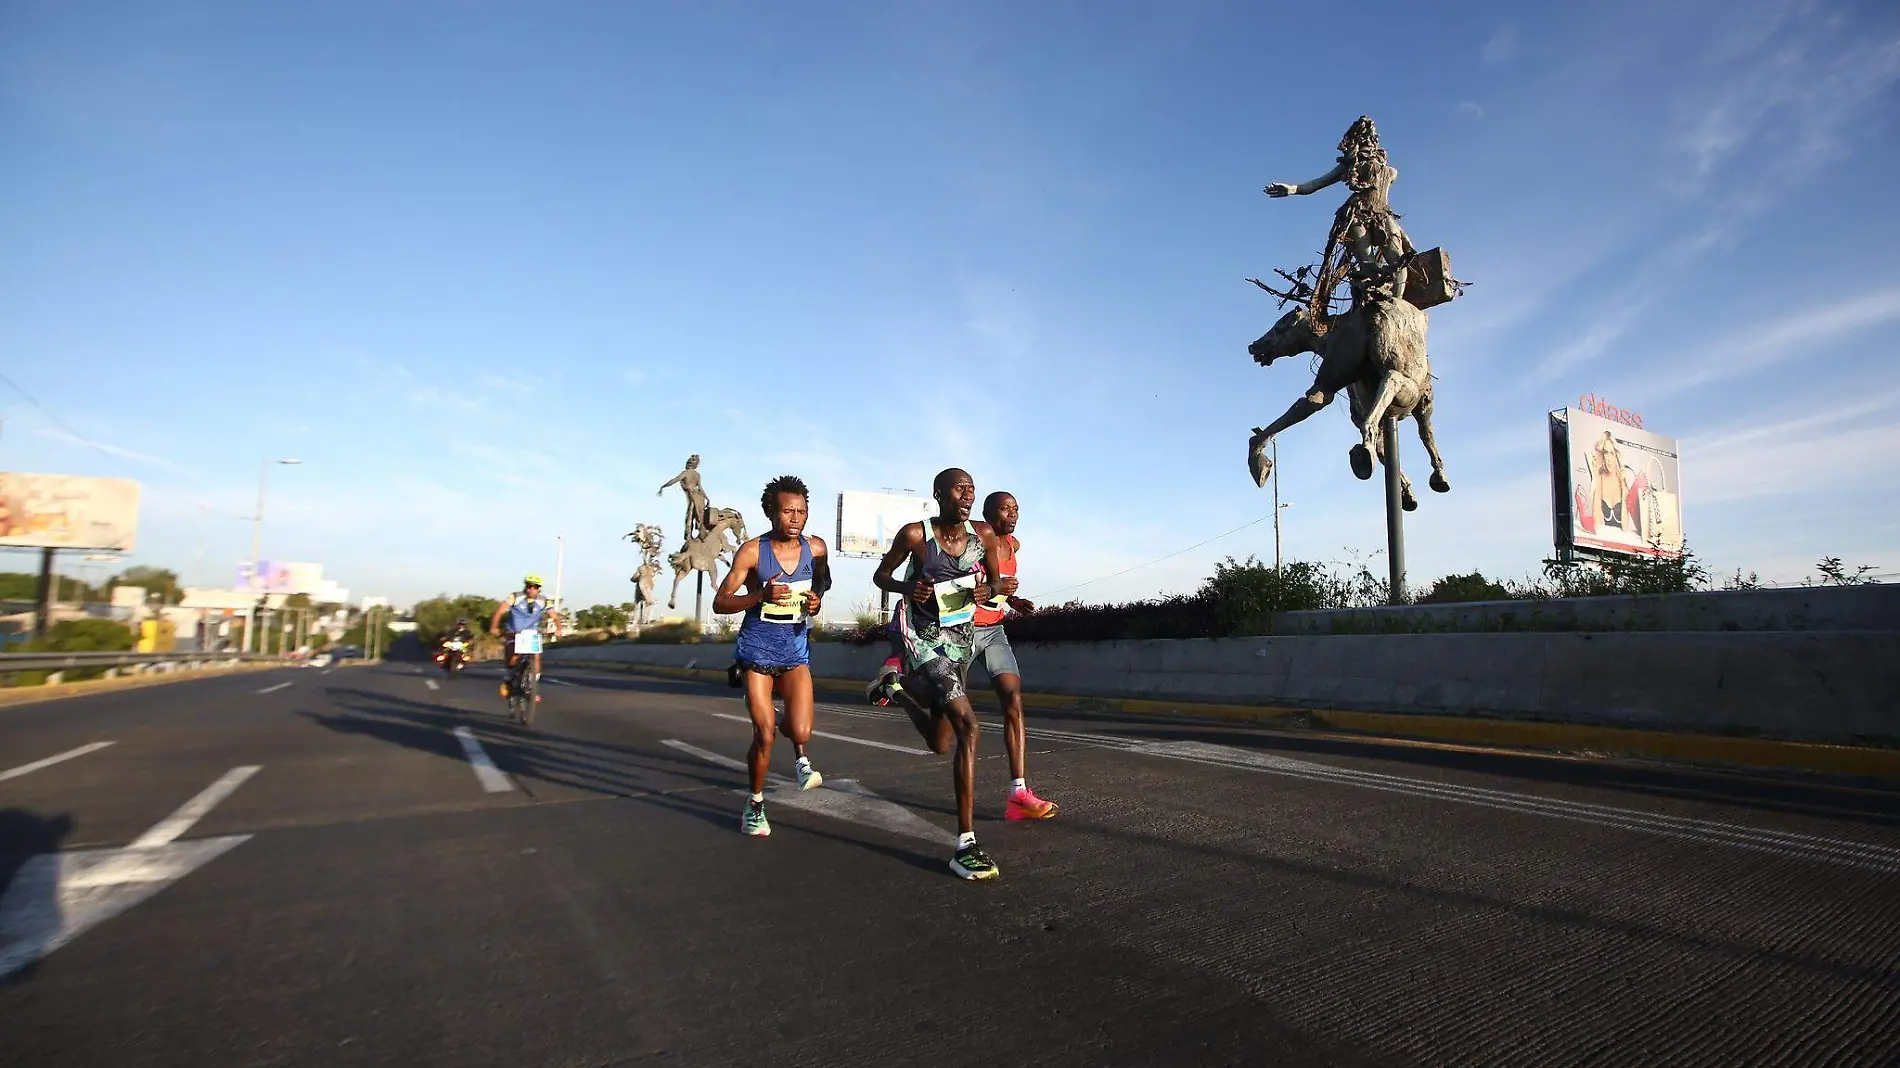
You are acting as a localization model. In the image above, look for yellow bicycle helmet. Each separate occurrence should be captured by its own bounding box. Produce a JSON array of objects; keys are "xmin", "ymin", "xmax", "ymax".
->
[{"xmin": 523, "ymin": 573, "xmax": 545, "ymax": 587}]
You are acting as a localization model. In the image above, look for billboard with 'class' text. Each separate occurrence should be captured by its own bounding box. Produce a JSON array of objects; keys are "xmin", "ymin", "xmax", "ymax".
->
[
  {"xmin": 836, "ymin": 491, "xmax": 938, "ymax": 559},
  {"xmin": 1549, "ymin": 407, "xmax": 1684, "ymax": 559},
  {"xmin": 0, "ymin": 472, "xmax": 141, "ymax": 551}
]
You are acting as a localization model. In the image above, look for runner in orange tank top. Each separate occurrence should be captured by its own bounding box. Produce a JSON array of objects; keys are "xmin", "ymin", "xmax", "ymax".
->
[{"xmin": 973, "ymin": 491, "xmax": 1058, "ymax": 820}]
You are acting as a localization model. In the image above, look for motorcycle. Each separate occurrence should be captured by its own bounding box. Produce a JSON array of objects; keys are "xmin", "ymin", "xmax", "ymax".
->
[{"xmin": 434, "ymin": 637, "xmax": 472, "ymax": 678}]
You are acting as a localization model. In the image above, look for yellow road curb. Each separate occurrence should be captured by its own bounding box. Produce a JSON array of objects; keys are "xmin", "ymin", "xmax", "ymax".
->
[
  {"xmin": 0, "ymin": 662, "xmax": 287, "ymax": 708},
  {"xmin": 589, "ymin": 661, "xmax": 1900, "ymax": 781}
]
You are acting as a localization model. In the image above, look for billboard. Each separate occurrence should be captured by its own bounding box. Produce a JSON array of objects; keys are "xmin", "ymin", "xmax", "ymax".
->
[
  {"xmin": 0, "ymin": 472, "xmax": 141, "ymax": 551},
  {"xmin": 836, "ymin": 491, "xmax": 938, "ymax": 558},
  {"xmin": 236, "ymin": 560, "xmax": 330, "ymax": 595},
  {"xmin": 1549, "ymin": 406, "xmax": 1684, "ymax": 559}
]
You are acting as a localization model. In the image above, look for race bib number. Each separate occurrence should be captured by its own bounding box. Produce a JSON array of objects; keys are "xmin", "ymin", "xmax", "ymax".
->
[
  {"xmin": 760, "ymin": 579, "xmax": 812, "ymax": 625},
  {"xmin": 934, "ymin": 575, "xmax": 978, "ymax": 626},
  {"xmin": 513, "ymin": 632, "xmax": 543, "ymax": 655}
]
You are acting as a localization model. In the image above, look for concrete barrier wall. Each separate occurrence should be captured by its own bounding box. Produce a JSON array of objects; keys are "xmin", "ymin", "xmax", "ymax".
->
[
  {"xmin": 1264, "ymin": 583, "xmax": 1900, "ymax": 635},
  {"xmin": 550, "ymin": 628, "xmax": 1900, "ymax": 744}
]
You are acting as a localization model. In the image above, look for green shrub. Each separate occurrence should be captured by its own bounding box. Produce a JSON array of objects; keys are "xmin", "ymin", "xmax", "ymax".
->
[
  {"xmin": 1417, "ymin": 571, "xmax": 1514, "ymax": 605},
  {"xmin": 633, "ymin": 621, "xmax": 702, "ymax": 644}
]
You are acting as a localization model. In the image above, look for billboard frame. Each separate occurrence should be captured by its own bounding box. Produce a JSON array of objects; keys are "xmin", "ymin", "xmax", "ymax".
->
[
  {"xmin": 835, "ymin": 490, "xmax": 938, "ymax": 560},
  {"xmin": 1548, "ymin": 407, "xmax": 1685, "ymax": 562}
]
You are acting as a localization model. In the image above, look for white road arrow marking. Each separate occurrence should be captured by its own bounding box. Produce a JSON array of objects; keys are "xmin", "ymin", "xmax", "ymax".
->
[{"xmin": 0, "ymin": 765, "xmax": 261, "ymax": 979}]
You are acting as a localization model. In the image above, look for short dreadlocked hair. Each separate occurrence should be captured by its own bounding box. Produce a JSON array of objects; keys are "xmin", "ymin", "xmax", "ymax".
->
[{"xmin": 761, "ymin": 475, "xmax": 809, "ymax": 515}]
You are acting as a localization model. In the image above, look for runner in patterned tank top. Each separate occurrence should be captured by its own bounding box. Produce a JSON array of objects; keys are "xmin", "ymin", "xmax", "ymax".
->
[
  {"xmin": 712, "ymin": 475, "xmax": 831, "ymax": 838},
  {"xmin": 873, "ymin": 468, "xmax": 1013, "ymax": 881}
]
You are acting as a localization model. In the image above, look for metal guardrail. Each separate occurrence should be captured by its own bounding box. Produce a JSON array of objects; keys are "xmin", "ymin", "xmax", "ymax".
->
[{"xmin": 0, "ymin": 650, "xmax": 290, "ymax": 673}]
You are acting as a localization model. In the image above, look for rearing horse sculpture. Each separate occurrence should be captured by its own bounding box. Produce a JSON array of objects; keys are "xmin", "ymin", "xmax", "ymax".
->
[
  {"xmin": 666, "ymin": 508, "xmax": 749, "ymax": 609},
  {"xmin": 1246, "ymin": 281, "xmax": 1449, "ymax": 511}
]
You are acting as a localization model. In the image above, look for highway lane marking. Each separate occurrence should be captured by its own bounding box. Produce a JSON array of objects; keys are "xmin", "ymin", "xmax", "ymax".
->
[
  {"xmin": 256, "ymin": 681, "xmax": 293, "ymax": 695},
  {"xmin": 543, "ymin": 677, "xmax": 577, "ymax": 687},
  {"xmin": 0, "ymin": 741, "xmax": 116, "ymax": 784},
  {"xmin": 2, "ymin": 766, "xmax": 256, "ymax": 978},
  {"xmin": 130, "ymin": 766, "xmax": 262, "ymax": 849},
  {"xmin": 710, "ymin": 711, "xmax": 931, "ymax": 756},
  {"xmin": 663, "ymin": 739, "xmax": 953, "ymax": 846},
  {"xmin": 663, "ymin": 739, "xmax": 760, "ymax": 776},
  {"xmin": 453, "ymin": 726, "xmax": 515, "ymax": 793},
  {"xmin": 817, "ymin": 705, "xmax": 1900, "ymax": 874},
  {"xmin": 426, "ymin": 679, "xmax": 440, "ymax": 691}
]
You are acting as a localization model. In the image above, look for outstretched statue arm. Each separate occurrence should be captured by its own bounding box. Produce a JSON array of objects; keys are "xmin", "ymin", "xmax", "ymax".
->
[
  {"xmin": 1264, "ymin": 160, "xmax": 1347, "ymax": 198},
  {"xmin": 656, "ymin": 472, "xmax": 684, "ymax": 496}
]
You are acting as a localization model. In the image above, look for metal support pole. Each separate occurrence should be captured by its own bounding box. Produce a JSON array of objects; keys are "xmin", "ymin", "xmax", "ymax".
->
[
  {"xmin": 1272, "ymin": 439, "xmax": 1282, "ymax": 573},
  {"xmin": 1382, "ymin": 417, "xmax": 1407, "ymax": 604},
  {"xmin": 34, "ymin": 547, "xmax": 56, "ymax": 638},
  {"xmin": 695, "ymin": 572, "xmax": 705, "ymax": 631}
]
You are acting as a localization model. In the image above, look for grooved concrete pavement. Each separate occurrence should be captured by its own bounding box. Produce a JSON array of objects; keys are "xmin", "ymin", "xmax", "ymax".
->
[{"xmin": 3, "ymin": 663, "xmax": 1897, "ymax": 1066}]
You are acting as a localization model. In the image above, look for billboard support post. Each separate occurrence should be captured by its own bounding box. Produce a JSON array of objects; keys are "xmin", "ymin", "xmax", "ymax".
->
[
  {"xmin": 33, "ymin": 547, "xmax": 55, "ymax": 638},
  {"xmin": 1382, "ymin": 418, "xmax": 1407, "ymax": 604}
]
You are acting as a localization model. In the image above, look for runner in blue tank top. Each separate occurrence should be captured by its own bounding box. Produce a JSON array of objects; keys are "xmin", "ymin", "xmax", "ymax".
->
[
  {"xmin": 873, "ymin": 467, "xmax": 1013, "ymax": 881},
  {"xmin": 713, "ymin": 475, "xmax": 832, "ymax": 837}
]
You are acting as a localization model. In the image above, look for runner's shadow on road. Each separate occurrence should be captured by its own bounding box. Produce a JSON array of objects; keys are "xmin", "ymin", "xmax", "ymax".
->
[
  {"xmin": 0, "ymin": 810, "xmax": 74, "ymax": 986},
  {"xmin": 305, "ymin": 687, "xmax": 755, "ymax": 799},
  {"xmin": 625, "ymin": 790, "xmax": 951, "ymax": 877}
]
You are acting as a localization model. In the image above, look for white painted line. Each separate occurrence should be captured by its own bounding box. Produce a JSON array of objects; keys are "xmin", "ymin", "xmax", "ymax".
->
[
  {"xmin": 663, "ymin": 739, "xmax": 764, "ymax": 777},
  {"xmin": 129, "ymin": 766, "xmax": 261, "ymax": 849},
  {"xmin": 453, "ymin": 726, "xmax": 515, "ymax": 793},
  {"xmin": 0, "ymin": 741, "xmax": 116, "ymax": 784},
  {"xmin": 255, "ymin": 681, "xmax": 292, "ymax": 695},
  {"xmin": 425, "ymin": 679, "xmax": 440, "ymax": 691},
  {"xmin": 711, "ymin": 711, "xmax": 931, "ymax": 756},
  {"xmin": 320, "ymin": 669, "xmax": 333, "ymax": 675},
  {"xmin": 543, "ymin": 677, "xmax": 576, "ymax": 687},
  {"xmin": 0, "ymin": 835, "xmax": 251, "ymax": 980}
]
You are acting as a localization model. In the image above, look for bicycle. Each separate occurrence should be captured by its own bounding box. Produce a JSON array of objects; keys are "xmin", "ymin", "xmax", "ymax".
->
[{"xmin": 505, "ymin": 655, "xmax": 538, "ymax": 727}]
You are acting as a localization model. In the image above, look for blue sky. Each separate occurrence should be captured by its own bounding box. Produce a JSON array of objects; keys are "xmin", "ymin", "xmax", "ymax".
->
[{"xmin": 3, "ymin": 0, "xmax": 1898, "ymax": 613}]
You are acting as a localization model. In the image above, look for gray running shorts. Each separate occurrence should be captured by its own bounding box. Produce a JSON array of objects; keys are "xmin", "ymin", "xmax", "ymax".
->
[{"xmin": 972, "ymin": 624, "xmax": 1020, "ymax": 681}]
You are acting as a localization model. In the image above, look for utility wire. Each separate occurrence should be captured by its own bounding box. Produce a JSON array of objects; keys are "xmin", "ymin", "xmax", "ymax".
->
[{"xmin": 1038, "ymin": 512, "xmax": 1276, "ymax": 601}]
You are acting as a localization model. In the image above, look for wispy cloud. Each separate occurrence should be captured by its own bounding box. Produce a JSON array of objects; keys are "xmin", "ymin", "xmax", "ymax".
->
[
  {"xmin": 1532, "ymin": 299, "xmax": 1649, "ymax": 383},
  {"xmin": 1458, "ymin": 101, "xmax": 1486, "ymax": 120},
  {"xmin": 1651, "ymin": 285, "xmax": 1900, "ymax": 395},
  {"xmin": 32, "ymin": 427, "xmax": 196, "ymax": 475},
  {"xmin": 1667, "ymin": 10, "xmax": 1900, "ymax": 192},
  {"xmin": 1685, "ymin": 393, "xmax": 1900, "ymax": 504},
  {"xmin": 1482, "ymin": 26, "xmax": 1518, "ymax": 65}
]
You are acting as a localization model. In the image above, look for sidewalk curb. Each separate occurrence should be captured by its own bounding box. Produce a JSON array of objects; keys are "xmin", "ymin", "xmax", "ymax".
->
[{"xmin": 0, "ymin": 662, "xmax": 288, "ymax": 708}]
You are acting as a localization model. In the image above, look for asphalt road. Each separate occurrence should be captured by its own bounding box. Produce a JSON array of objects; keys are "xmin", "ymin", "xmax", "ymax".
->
[{"xmin": 3, "ymin": 662, "xmax": 1898, "ymax": 1067}]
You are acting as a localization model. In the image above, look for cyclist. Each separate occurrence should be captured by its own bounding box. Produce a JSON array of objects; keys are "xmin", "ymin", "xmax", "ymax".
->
[{"xmin": 488, "ymin": 575, "xmax": 558, "ymax": 700}]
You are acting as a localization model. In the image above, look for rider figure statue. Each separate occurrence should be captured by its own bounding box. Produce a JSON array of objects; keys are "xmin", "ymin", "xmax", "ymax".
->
[
  {"xmin": 1264, "ymin": 115, "xmax": 1416, "ymax": 316},
  {"xmin": 657, "ymin": 455, "xmax": 710, "ymax": 543}
]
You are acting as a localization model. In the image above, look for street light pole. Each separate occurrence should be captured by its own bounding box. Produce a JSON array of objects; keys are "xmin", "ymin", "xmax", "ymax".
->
[
  {"xmin": 247, "ymin": 458, "xmax": 301, "ymax": 653},
  {"xmin": 553, "ymin": 535, "xmax": 565, "ymax": 637}
]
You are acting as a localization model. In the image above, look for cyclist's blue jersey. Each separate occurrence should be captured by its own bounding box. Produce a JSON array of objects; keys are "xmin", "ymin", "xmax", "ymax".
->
[{"xmin": 505, "ymin": 593, "xmax": 549, "ymax": 633}]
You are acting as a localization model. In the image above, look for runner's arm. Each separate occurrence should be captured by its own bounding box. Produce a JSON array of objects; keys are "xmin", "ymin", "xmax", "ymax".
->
[
  {"xmin": 805, "ymin": 536, "xmax": 830, "ymax": 616},
  {"xmin": 873, "ymin": 524, "xmax": 930, "ymax": 602},
  {"xmin": 711, "ymin": 540, "xmax": 767, "ymax": 615}
]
